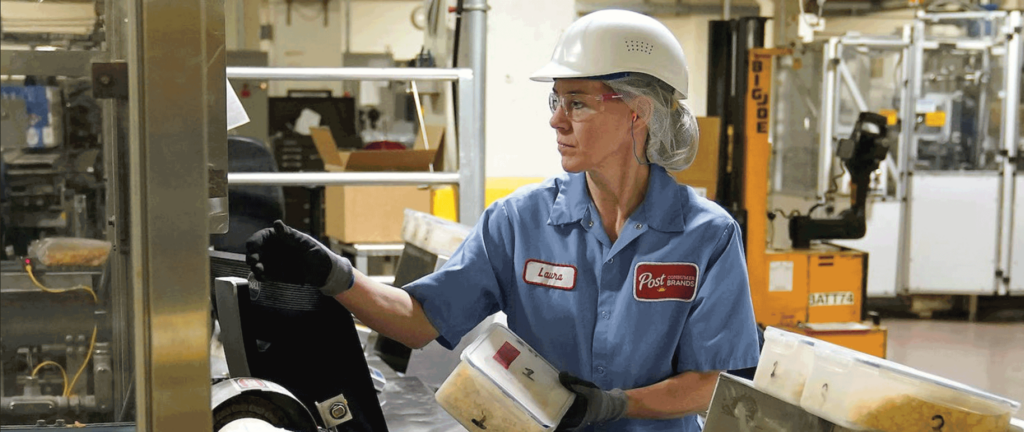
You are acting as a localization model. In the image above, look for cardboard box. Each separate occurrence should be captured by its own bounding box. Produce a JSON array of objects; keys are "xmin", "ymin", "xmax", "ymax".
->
[
  {"xmin": 671, "ymin": 117, "xmax": 721, "ymax": 200},
  {"xmin": 311, "ymin": 127, "xmax": 437, "ymax": 243}
]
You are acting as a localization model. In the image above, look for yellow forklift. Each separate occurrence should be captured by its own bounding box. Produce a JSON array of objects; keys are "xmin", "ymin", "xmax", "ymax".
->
[{"xmin": 698, "ymin": 19, "xmax": 889, "ymax": 358}]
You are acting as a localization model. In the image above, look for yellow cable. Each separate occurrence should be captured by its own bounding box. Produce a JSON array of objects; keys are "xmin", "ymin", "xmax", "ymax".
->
[
  {"xmin": 65, "ymin": 326, "xmax": 98, "ymax": 397},
  {"xmin": 31, "ymin": 360, "xmax": 69, "ymax": 397},
  {"xmin": 24, "ymin": 262, "xmax": 99, "ymax": 397},
  {"xmin": 25, "ymin": 264, "xmax": 98, "ymax": 303}
]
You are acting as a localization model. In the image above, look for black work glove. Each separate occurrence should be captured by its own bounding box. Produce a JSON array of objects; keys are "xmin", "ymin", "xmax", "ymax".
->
[
  {"xmin": 556, "ymin": 372, "xmax": 629, "ymax": 431},
  {"xmin": 245, "ymin": 220, "xmax": 354, "ymax": 296}
]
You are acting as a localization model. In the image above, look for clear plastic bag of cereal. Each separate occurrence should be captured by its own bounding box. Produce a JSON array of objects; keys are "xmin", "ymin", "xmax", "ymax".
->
[{"xmin": 29, "ymin": 237, "xmax": 112, "ymax": 267}]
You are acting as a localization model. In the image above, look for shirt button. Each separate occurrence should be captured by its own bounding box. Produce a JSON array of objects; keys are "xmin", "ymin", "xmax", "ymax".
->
[
  {"xmin": 588, "ymin": 220, "xmax": 594, "ymax": 227},
  {"xmin": 635, "ymin": 223, "xmax": 643, "ymax": 229},
  {"xmin": 596, "ymin": 367, "xmax": 605, "ymax": 375},
  {"xmin": 601, "ymin": 310, "xmax": 610, "ymax": 319},
  {"xmin": 607, "ymin": 258, "xmax": 614, "ymax": 264}
]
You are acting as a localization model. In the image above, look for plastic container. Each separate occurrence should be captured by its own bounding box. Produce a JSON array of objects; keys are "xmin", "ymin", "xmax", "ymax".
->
[
  {"xmin": 800, "ymin": 343, "xmax": 1021, "ymax": 432},
  {"xmin": 29, "ymin": 237, "xmax": 112, "ymax": 267},
  {"xmin": 753, "ymin": 326, "xmax": 819, "ymax": 405},
  {"xmin": 435, "ymin": 323, "xmax": 575, "ymax": 432}
]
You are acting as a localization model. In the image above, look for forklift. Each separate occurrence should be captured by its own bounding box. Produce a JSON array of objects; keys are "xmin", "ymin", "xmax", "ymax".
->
[{"xmin": 705, "ymin": 18, "xmax": 891, "ymax": 357}]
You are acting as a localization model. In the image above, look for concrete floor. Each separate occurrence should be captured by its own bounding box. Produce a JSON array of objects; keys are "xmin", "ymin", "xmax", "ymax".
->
[{"xmin": 884, "ymin": 318, "xmax": 1024, "ymax": 405}]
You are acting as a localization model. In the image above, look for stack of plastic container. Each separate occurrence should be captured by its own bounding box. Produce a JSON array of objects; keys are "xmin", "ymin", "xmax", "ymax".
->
[
  {"xmin": 754, "ymin": 327, "xmax": 1021, "ymax": 432},
  {"xmin": 752, "ymin": 326, "xmax": 819, "ymax": 405},
  {"xmin": 435, "ymin": 324, "xmax": 576, "ymax": 432}
]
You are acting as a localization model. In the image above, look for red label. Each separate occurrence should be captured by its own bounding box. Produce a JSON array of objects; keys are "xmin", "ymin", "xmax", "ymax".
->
[
  {"xmin": 492, "ymin": 342, "xmax": 521, "ymax": 370},
  {"xmin": 633, "ymin": 262, "xmax": 699, "ymax": 302},
  {"xmin": 236, "ymin": 378, "xmax": 267, "ymax": 389}
]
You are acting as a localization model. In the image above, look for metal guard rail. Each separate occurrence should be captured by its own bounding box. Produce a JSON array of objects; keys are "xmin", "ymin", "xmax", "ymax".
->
[{"xmin": 224, "ymin": 66, "xmax": 484, "ymax": 224}]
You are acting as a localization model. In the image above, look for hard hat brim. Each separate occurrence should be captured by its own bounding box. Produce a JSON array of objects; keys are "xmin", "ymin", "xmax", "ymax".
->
[{"xmin": 529, "ymin": 60, "xmax": 590, "ymax": 83}]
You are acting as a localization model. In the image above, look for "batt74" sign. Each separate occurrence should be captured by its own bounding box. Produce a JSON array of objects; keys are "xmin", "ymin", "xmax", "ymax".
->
[{"xmin": 808, "ymin": 291, "xmax": 856, "ymax": 307}]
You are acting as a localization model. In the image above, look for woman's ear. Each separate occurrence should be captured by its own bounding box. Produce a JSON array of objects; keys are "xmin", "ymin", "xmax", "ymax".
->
[{"xmin": 631, "ymin": 96, "xmax": 653, "ymax": 128}]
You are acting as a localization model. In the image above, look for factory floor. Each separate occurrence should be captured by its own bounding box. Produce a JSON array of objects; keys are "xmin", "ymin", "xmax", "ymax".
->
[{"xmin": 884, "ymin": 318, "xmax": 1024, "ymax": 405}]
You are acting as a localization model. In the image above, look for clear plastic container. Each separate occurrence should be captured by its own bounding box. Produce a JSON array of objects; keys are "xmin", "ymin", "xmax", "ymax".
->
[
  {"xmin": 435, "ymin": 323, "xmax": 576, "ymax": 432},
  {"xmin": 753, "ymin": 326, "xmax": 818, "ymax": 405},
  {"xmin": 29, "ymin": 237, "xmax": 112, "ymax": 267},
  {"xmin": 800, "ymin": 343, "xmax": 1021, "ymax": 432}
]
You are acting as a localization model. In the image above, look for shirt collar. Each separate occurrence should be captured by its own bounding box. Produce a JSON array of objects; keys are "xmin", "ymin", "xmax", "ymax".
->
[
  {"xmin": 547, "ymin": 165, "xmax": 688, "ymax": 233},
  {"xmin": 643, "ymin": 165, "xmax": 687, "ymax": 233},
  {"xmin": 547, "ymin": 172, "xmax": 591, "ymax": 226}
]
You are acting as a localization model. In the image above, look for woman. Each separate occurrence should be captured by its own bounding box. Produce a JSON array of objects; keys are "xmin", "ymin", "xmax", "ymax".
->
[{"xmin": 246, "ymin": 10, "xmax": 760, "ymax": 431}]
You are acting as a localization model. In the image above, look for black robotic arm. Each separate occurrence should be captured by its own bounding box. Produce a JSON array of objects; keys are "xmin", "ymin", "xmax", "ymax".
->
[{"xmin": 789, "ymin": 112, "xmax": 891, "ymax": 249}]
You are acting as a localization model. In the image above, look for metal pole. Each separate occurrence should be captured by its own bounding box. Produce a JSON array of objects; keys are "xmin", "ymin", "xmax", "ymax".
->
[
  {"xmin": 101, "ymin": 0, "xmax": 135, "ymax": 422},
  {"xmin": 996, "ymin": 11, "xmax": 1021, "ymax": 295},
  {"xmin": 128, "ymin": 0, "xmax": 218, "ymax": 429},
  {"xmin": 723, "ymin": 0, "xmax": 731, "ymax": 20},
  {"xmin": 226, "ymin": 66, "xmax": 467, "ymax": 81},
  {"xmin": 895, "ymin": 21, "xmax": 923, "ymax": 296},
  {"xmin": 817, "ymin": 38, "xmax": 839, "ymax": 199},
  {"xmin": 228, "ymin": 172, "xmax": 461, "ymax": 186},
  {"xmin": 344, "ymin": 0, "xmax": 352, "ymax": 54},
  {"xmin": 459, "ymin": 0, "xmax": 488, "ymax": 226},
  {"xmin": 236, "ymin": 0, "xmax": 246, "ymax": 49},
  {"xmin": 920, "ymin": 11, "xmax": 1007, "ymax": 20},
  {"xmin": 839, "ymin": 38, "xmax": 910, "ymax": 48}
]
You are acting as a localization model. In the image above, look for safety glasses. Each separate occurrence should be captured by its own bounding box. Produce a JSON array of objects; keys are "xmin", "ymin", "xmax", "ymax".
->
[{"xmin": 548, "ymin": 92, "xmax": 623, "ymax": 122}]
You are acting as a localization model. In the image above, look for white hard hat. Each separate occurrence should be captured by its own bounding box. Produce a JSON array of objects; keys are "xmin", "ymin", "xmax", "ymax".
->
[{"xmin": 531, "ymin": 9, "xmax": 689, "ymax": 99}]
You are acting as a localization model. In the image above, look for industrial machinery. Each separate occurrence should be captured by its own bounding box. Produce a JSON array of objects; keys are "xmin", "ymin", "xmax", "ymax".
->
[
  {"xmin": 210, "ymin": 252, "xmax": 389, "ymax": 432},
  {"xmin": 1, "ymin": 51, "xmax": 119, "ymax": 428},
  {"xmin": 0, "ymin": 258, "xmax": 113, "ymax": 426},
  {"xmin": 771, "ymin": 9, "xmax": 1023, "ymax": 309},
  {"xmin": 2, "ymin": 0, "xmax": 228, "ymax": 428},
  {"xmin": 1, "ymin": 79, "xmax": 105, "ymax": 257}
]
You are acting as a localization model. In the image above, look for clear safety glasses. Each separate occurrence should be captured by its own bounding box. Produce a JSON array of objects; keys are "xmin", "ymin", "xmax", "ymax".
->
[{"xmin": 548, "ymin": 92, "xmax": 623, "ymax": 122}]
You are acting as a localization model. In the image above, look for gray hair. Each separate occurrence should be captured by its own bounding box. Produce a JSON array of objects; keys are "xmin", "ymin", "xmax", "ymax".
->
[{"xmin": 601, "ymin": 73, "xmax": 699, "ymax": 172}]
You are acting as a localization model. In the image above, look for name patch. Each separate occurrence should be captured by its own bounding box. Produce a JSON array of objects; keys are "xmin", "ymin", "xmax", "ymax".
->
[
  {"xmin": 634, "ymin": 262, "xmax": 699, "ymax": 302},
  {"xmin": 523, "ymin": 259, "xmax": 577, "ymax": 290}
]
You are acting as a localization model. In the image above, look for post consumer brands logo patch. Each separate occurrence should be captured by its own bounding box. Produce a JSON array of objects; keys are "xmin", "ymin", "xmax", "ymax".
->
[
  {"xmin": 634, "ymin": 262, "xmax": 699, "ymax": 302},
  {"xmin": 522, "ymin": 259, "xmax": 577, "ymax": 290}
]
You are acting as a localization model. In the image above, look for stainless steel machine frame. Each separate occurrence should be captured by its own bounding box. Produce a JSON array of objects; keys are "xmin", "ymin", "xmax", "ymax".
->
[
  {"xmin": 3, "ymin": 0, "xmax": 223, "ymax": 430},
  {"xmin": 773, "ymin": 10, "xmax": 1022, "ymax": 298},
  {"xmin": 3, "ymin": 0, "xmax": 489, "ymax": 430}
]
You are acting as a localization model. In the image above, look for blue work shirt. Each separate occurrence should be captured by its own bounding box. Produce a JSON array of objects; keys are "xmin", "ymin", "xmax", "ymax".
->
[{"xmin": 405, "ymin": 164, "xmax": 760, "ymax": 432}]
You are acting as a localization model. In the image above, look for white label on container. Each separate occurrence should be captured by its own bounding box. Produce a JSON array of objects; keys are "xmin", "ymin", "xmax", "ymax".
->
[
  {"xmin": 916, "ymin": 99, "xmax": 938, "ymax": 113},
  {"xmin": 809, "ymin": 291, "xmax": 856, "ymax": 307},
  {"xmin": 523, "ymin": 259, "xmax": 576, "ymax": 290},
  {"xmin": 769, "ymin": 261, "xmax": 794, "ymax": 292},
  {"xmin": 232, "ymin": 378, "xmax": 267, "ymax": 390}
]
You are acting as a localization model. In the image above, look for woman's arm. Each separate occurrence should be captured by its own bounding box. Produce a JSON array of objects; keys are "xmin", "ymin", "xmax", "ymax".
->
[
  {"xmin": 334, "ymin": 270, "xmax": 440, "ymax": 349},
  {"xmin": 624, "ymin": 370, "xmax": 721, "ymax": 419}
]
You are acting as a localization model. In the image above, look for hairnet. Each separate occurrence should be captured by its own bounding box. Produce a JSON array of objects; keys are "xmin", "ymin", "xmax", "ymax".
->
[{"xmin": 601, "ymin": 73, "xmax": 698, "ymax": 172}]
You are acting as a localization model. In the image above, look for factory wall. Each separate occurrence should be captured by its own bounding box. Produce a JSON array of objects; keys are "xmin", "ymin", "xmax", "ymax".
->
[
  {"xmin": 236, "ymin": 1, "xmax": 764, "ymax": 178},
  {"xmin": 483, "ymin": 1, "xmax": 577, "ymax": 178},
  {"xmin": 231, "ymin": 0, "xmax": 424, "ymax": 97}
]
